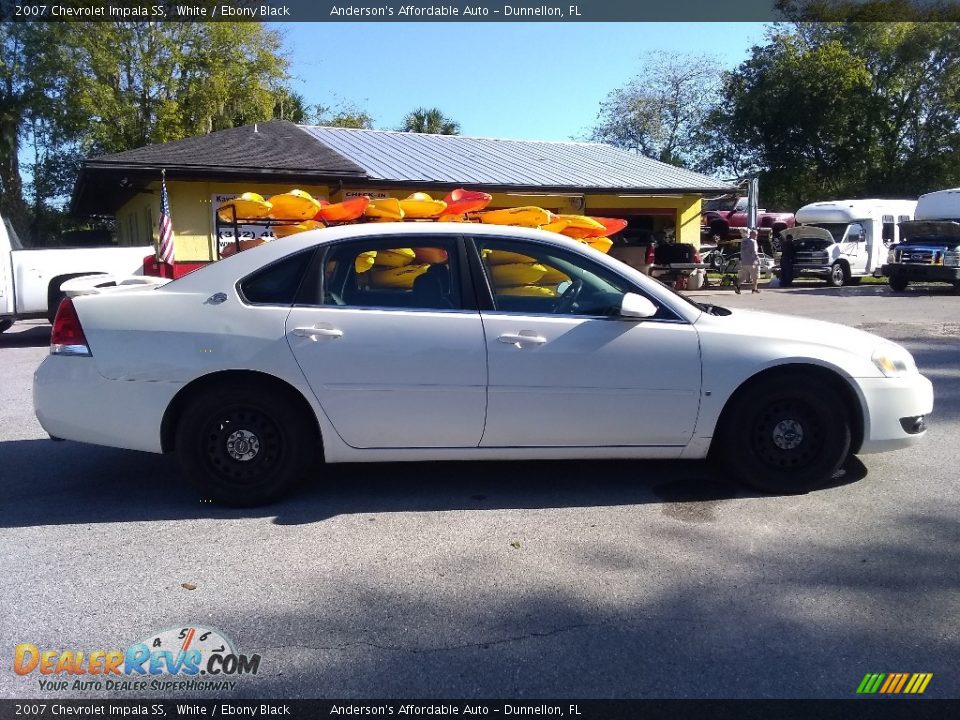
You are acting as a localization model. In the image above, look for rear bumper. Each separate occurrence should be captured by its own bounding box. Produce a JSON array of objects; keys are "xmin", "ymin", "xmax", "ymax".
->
[
  {"xmin": 856, "ymin": 373, "xmax": 934, "ymax": 454},
  {"xmin": 881, "ymin": 264, "xmax": 960, "ymax": 282},
  {"xmin": 34, "ymin": 355, "xmax": 180, "ymax": 453}
]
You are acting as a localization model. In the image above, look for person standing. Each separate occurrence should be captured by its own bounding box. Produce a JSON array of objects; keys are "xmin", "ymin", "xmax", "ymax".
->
[{"xmin": 736, "ymin": 229, "xmax": 761, "ymax": 294}]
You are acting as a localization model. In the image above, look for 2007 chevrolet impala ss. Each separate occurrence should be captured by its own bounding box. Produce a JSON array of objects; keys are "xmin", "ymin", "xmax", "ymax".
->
[{"xmin": 34, "ymin": 224, "xmax": 933, "ymax": 506}]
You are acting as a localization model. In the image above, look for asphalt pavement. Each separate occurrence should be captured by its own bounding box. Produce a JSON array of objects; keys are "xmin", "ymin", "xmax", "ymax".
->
[{"xmin": 1, "ymin": 282, "xmax": 957, "ymax": 700}]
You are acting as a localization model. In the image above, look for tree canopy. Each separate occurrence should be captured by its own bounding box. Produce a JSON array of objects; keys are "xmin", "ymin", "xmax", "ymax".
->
[
  {"xmin": 400, "ymin": 107, "xmax": 461, "ymax": 135},
  {"xmin": 591, "ymin": 51, "xmax": 722, "ymax": 168},
  {"xmin": 1, "ymin": 21, "xmax": 294, "ymax": 243},
  {"xmin": 706, "ymin": 20, "xmax": 960, "ymax": 207}
]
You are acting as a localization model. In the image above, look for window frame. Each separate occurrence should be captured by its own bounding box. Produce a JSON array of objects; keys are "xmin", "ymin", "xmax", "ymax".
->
[
  {"xmin": 236, "ymin": 247, "xmax": 319, "ymax": 307},
  {"xmin": 294, "ymin": 234, "xmax": 476, "ymax": 313},
  {"xmin": 464, "ymin": 235, "xmax": 684, "ymax": 323}
]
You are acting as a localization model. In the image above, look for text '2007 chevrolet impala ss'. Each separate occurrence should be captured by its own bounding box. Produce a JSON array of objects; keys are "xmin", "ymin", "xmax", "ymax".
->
[{"xmin": 34, "ymin": 224, "xmax": 933, "ymax": 506}]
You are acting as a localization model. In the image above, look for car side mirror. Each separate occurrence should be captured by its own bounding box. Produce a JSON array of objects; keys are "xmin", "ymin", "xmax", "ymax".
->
[{"xmin": 620, "ymin": 292, "xmax": 658, "ymax": 319}]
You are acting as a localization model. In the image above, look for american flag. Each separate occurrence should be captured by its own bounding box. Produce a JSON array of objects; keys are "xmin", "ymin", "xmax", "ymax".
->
[{"xmin": 158, "ymin": 171, "xmax": 174, "ymax": 264}]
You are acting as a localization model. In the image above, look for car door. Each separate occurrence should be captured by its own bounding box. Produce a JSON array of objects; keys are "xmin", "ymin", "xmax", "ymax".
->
[
  {"xmin": 471, "ymin": 237, "xmax": 702, "ymax": 448},
  {"xmin": 285, "ymin": 235, "xmax": 487, "ymax": 449}
]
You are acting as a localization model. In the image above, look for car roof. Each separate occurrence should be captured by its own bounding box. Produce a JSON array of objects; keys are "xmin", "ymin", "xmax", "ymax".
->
[{"xmin": 162, "ymin": 221, "xmax": 702, "ymax": 323}]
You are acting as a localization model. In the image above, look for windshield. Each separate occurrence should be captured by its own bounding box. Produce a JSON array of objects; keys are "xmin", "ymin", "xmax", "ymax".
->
[{"xmin": 806, "ymin": 223, "xmax": 850, "ymax": 243}]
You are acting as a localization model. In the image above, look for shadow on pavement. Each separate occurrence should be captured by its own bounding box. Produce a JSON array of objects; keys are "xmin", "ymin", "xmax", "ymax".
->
[
  {"xmin": 0, "ymin": 324, "xmax": 51, "ymax": 348},
  {"xmin": 0, "ymin": 438, "xmax": 763, "ymax": 528}
]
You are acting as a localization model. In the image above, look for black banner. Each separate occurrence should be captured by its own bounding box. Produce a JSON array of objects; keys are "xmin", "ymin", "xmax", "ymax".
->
[
  {"xmin": 3, "ymin": 0, "xmax": 960, "ymax": 23},
  {"xmin": 1, "ymin": 700, "xmax": 959, "ymax": 720}
]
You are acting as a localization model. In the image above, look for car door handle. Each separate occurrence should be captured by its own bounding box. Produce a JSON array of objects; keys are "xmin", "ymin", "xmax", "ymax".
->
[
  {"xmin": 498, "ymin": 331, "xmax": 547, "ymax": 347},
  {"xmin": 291, "ymin": 326, "xmax": 343, "ymax": 340}
]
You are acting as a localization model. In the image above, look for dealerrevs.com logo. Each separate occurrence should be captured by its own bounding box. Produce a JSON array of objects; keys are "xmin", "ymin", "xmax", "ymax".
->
[{"xmin": 14, "ymin": 626, "xmax": 261, "ymax": 692}]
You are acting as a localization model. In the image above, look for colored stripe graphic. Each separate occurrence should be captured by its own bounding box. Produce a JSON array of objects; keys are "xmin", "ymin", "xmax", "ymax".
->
[{"xmin": 857, "ymin": 673, "xmax": 932, "ymax": 694}]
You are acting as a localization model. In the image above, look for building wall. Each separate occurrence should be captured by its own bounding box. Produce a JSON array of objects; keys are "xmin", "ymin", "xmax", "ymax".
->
[{"xmin": 115, "ymin": 180, "xmax": 704, "ymax": 262}]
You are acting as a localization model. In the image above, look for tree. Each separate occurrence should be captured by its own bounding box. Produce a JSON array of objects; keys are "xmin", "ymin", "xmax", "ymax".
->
[
  {"xmin": 315, "ymin": 100, "xmax": 374, "ymax": 129},
  {"xmin": 0, "ymin": 20, "xmax": 296, "ymax": 243},
  {"xmin": 707, "ymin": 10, "xmax": 960, "ymax": 206},
  {"xmin": 62, "ymin": 22, "xmax": 291, "ymax": 155},
  {"xmin": 400, "ymin": 107, "xmax": 460, "ymax": 135},
  {"xmin": 591, "ymin": 52, "xmax": 722, "ymax": 168}
]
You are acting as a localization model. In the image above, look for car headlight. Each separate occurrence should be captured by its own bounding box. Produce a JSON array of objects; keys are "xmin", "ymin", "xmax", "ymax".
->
[
  {"xmin": 872, "ymin": 343, "xmax": 918, "ymax": 377},
  {"xmin": 886, "ymin": 248, "xmax": 896, "ymax": 263}
]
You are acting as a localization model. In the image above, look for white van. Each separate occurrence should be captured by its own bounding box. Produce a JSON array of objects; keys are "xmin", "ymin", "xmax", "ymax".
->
[
  {"xmin": 783, "ymin": 199, "xmax": 917, "ymax": 286},
  {"xmin": 881, "ymin": 188, "xmax": 960, "ymax": 291}
]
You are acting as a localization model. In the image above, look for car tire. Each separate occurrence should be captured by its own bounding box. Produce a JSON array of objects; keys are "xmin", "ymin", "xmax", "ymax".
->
[
  {"xmin": 175, "ymin": 382, "xmax": 315, "ymax": 507},
  {"xmin": 827, "ymin": 262, "xmax": 847, "ymax": 287},
  {"xmin": 718, "ymin": 373, "xmax": 852, "ymax": 494},
  {"xmin": 889, "ymin": 276, "xmax": 908, "ymax": 292},
  {"xmin": 0, "ymin": 319, "xmax": 12, "ymax": 333}
]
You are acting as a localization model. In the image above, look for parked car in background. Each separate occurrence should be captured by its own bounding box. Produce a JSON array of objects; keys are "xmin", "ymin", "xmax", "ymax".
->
[
  {"xmin": 35, "ymin": 223, "xmax": 932, "ymax": 506},
  {"xmin": 701, "ymin": 195, "xmax": 795, "ymax": 244},
  {"xmin": 881, "ymin": 188, "xmax": 960, "ymax": 292},
  {"xmin": 785, "ymin": 199, "xmax": 917, "ymax": 287},
  {"xmin": 0, "ymin": 212, "xmax": 151, "ymax": 332}
]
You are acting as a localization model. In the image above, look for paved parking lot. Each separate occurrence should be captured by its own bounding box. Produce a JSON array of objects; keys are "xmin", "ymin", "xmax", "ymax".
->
[{"xmin": 1, "ymin": 283, "xmax": 958, "ymax": 699}]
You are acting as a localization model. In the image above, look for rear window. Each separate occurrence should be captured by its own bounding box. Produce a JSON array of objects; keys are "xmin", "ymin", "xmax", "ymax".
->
[{"xmin": 238, "ymin": 250, "xmax": 315, "ymax": 305}]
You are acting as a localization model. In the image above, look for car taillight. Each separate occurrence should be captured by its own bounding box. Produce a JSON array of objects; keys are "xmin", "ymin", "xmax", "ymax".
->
[
  {"xmin": 645, "ymin": 245, "xmax": 656, "ymax": 265},
  {"xmin": 50, "ymin": 298, "xmax": 91, "ymax": 356},
  {"xmin": 693, "ymin": 251, "xmax": 702, "ymax": 263}
]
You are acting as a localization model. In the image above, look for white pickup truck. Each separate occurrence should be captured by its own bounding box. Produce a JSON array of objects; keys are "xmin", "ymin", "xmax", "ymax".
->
[{"xmin": 1, "ymin": 213, "xmax": 152, "ymax": 332}]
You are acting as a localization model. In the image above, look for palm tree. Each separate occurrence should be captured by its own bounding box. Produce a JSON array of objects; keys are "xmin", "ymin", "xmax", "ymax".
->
[{"xmin": 400, "ymin": 107, "xmax": 461, "ymax": 135}]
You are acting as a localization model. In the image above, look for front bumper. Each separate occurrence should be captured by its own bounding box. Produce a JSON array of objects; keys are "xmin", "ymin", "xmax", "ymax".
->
[
  {"xmin": 881, "ymin": 264, "xmax": 960, "ymax": 282},
  {"xmin": 34, "ymin": 355, "xmax": 181, "ymax": 453},
  {"xmin": 855, "ymin": 373, "xmax": 934, "ymax": 454}
]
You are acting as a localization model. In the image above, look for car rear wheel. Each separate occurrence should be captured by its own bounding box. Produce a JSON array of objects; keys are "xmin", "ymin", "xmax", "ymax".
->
[
  {"xmin": 175, "ymin": 382, "xmax": 314, "ymax": 506},
  {"xmin": 719, "ymin": 374, "xmax": 852, "ymax": 494}
]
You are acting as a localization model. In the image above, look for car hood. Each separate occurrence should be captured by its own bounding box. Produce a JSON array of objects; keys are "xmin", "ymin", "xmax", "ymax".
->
[{"xmin": 695, "ymin": 307, "xmax": 890, "ymax": 357}]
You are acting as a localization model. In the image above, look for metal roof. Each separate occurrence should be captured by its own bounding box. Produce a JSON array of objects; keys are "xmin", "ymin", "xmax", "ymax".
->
[{"xmin": 300, "ymin": 126, "xmax": 733, "ymax": 193}]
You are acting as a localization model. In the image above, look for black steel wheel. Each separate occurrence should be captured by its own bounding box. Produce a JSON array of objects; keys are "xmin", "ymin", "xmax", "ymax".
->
[
  {"xmin": 718, "ymin": 373, "xmax": 852, "ymax": 494},
  {"xmin": 176, "ymin": 382, "xmax": 314, "ymax": 506}
]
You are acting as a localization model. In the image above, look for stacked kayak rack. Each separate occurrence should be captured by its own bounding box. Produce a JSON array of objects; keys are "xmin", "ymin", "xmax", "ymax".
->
[{"xmin": 213, "ymin": 188, "xmax": 629, "ymax": 259}]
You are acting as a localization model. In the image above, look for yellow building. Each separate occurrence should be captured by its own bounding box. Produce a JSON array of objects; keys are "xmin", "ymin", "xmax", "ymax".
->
[{"xmin": 72, "ymin": 120, "xmax": 733, "ymax": 267}]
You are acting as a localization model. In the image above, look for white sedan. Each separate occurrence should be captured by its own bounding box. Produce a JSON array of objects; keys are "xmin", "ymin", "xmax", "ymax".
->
[{"xmin": 34, "ymin": 223, "xmax": 933, "ymax": 506}]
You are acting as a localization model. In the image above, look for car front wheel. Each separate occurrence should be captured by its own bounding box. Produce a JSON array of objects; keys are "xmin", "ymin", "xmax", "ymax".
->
[
  {"xmin": 175, "ymin": 382, "xmax": 314, "ymax": 506},
  {"xmin": 718, "ymin": 373, "xmax": 852, "ymax": 494},
  {"xmin": 889, "ymin": 276, "xmax": 908, "ymax": 292},
  {"xmin": 827, "ymin": 262, "xmax": 847, "ymax": 287}
]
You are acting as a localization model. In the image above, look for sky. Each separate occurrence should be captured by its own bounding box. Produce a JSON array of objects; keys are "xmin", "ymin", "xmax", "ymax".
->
[{"xmin": 278, "ymin": 22, "xmax": 771, "ymax": 141}]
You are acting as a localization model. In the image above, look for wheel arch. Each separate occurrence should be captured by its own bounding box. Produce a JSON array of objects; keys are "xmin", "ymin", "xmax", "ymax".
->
[
  {"xmin": 160, "ymin": 369, "xmax": 323, "ymax": 453},
  {"xmin": 709, "ymin": 363, "xmax": 865, "ymax": 457}
]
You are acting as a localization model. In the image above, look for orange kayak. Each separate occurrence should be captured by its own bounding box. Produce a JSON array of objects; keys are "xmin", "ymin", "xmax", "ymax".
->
[
  {"xmin": 442, "ymin": 189, "xmax": 493, "ymax": 216},
  {"xmin": 267, "ymin": 189, "xmax": 323, "ymax": 221},
  {"xmin": 315, "ymin": 196, "xmax": 370, "ymax": 223}
]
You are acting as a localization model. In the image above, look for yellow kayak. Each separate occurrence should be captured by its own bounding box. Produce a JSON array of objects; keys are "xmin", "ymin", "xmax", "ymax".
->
[
  {"xmin": 482, "ymin": 249, "xmax": 538, "ymax": 265},
  {"xmin": 557, "ymin": 214, "xmax": 606, "ymax": 239},
  {"xmin": 372, "ymin": 247, "xmax": 416, "ymax": 268},
  {"xmin": 267, "ymin": 189, "xmax": 323, "ymax": 221},
  {"xmin": 490, "ymin": 263, "xmax": 547, "ymax": 286},
  {"xmin": 498, "ymin": 285, "xmax": 557, "ymax": 297},
  {"xmin": 584, "ymin": 237, "xmax": 613, "ymax": 254},
  {"xmin": 399, "ymin": 192, "xmax": 447, "ymax": 219},
  {"xmin": 216, "ymin": 192, "xmax": 272, "ymax": 222},
  {"xmin": 272, "ymin": 220, "xmax": 323, "ymax": 238},
  {"xmin": 476, "ymin": 206, "xmax": 555, "ymax": 228},
  {"xmin": 354, "ymin": 251, "xmax": 377, "ymax": 274},
  {"xmin": 539, "ymin": 218, "xmax": 571, "ymax": 234},
  {"xmin": 539, "ymin": 266, "xmax": 570, "ymax": 284},
  {"xmin": 369, "ymin": 264, "xmax": 429, "ymax": 289},
  {"xmin": 365, "ymin": 198, "xmax": 405, "ymax": 221}
]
